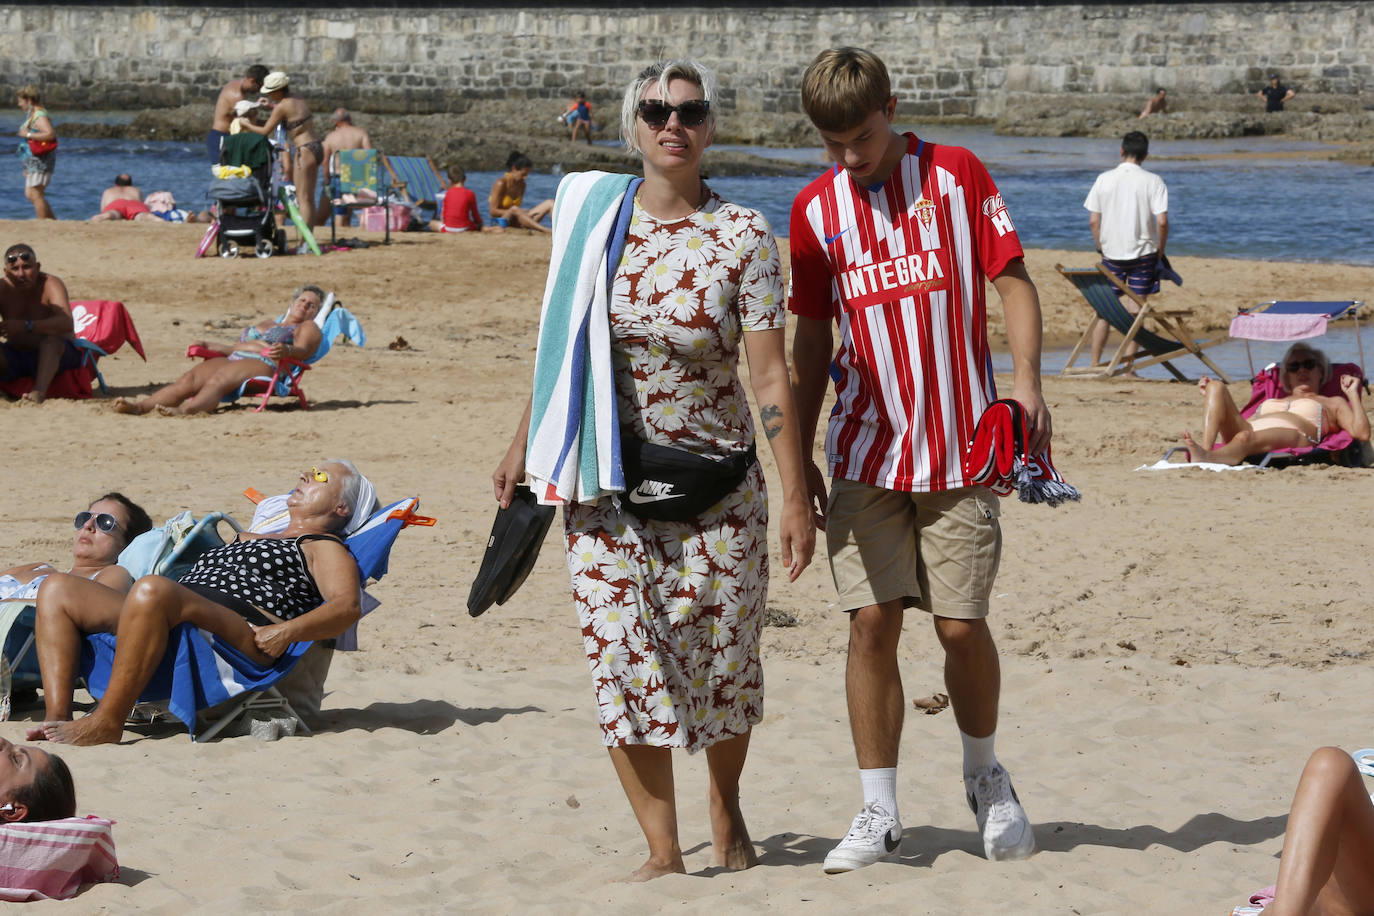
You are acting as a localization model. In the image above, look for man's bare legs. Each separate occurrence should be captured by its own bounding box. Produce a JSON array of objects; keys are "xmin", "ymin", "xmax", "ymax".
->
[
  {"xmin": 24, "ymin": 335, "xmax": 68, "ymax": 403},
  {"xmin": 847, "ymin": 601, "xmax": 906, "ymax": 768},
  {"xmin": 30, "ymin": 576, "xmax": 271, "ymax": 746},
  {"xmin": 607, "ymin": 745, "xmax": 686, "ymax": 881},
  {"xmin": 933, "ymin": 616, "xmax": 1000, "ymax": 739},
  {"xmin": 30, "ymin": 574, "xmax": 125, "ymax": 723},
  {"xmin": 704, "ymin": 730, "xmax": 757, "ymax": 869},
  {"xmin": 1268, "ymin": 747, "xmax": 1374, "ymax": 916}
]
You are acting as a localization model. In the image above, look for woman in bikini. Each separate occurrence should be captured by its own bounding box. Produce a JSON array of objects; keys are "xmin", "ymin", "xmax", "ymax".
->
[
  {"xmin": 1181, "ymin": 342, "xmax": 1369, "ymax": 465},
  {"xmin": 27, "ymin": 460, "xmax": 375, "ymax": 746},
  {"xmin": 113, "ymin": 285, "xmax": 324, "ymax": 416},
  {"xmin": 487, "ymin": 151, "xmax": 553, "ymax": 233},
  {"xmin": 236, "ymin": 71, "xmax": 321, "ymax": 228}
]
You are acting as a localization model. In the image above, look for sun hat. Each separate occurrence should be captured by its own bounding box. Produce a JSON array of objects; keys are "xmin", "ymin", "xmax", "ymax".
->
[{"xmin": 261, "ymin": 71, "xmax": 289, "ymax": 93}]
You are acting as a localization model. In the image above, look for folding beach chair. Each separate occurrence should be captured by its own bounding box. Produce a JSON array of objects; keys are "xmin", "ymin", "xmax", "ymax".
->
[
  {"xmin": 80, "ymin": 496, "xmax": 436, "ymax": 741},
  {"xmin": 383, "ymin": 154, "xmax": 449, "ymax": 223},
  {"xmin": 185, "ymin": 292, "xmax": 366, "ymax": 412},
  {"xmin": 0, "ymin": 300, "xmax": 145, "ymax": 400},
  {"xmin": 328, "ymin": 149, "xmax": 398, "ymax": 244},
  {"xmin": 1056, "ymin": 264, "xmax": 1232, "ymax": 382}
]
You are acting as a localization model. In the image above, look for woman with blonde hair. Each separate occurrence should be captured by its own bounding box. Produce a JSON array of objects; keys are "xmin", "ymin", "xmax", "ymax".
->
[
  {"xmin": 493, "ymin": 60, "xmax": 815, "ymax": 880},
  {"xmin": 14, "ymin": 85, "xmax": 56, "ymax": 219}
]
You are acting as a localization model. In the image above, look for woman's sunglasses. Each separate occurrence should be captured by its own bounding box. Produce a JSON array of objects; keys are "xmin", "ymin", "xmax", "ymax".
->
[
  {"xmin": 74, "ymin": 512, "xmax": 122, "ymax": 534},
  {"xmin": 311, "ymin": 466, "xmax": 330, "ymax": 483},
  {"xmin": 5, "ymin": 251, "xmax": 34, "ymax": 266},
  {"xmin": 637, "ymin": 99, "xmax": 710, "ymax": 130},
  {"xmin": 1286, "ymin": 358, "xmax": 1319, "ymax": 372}
]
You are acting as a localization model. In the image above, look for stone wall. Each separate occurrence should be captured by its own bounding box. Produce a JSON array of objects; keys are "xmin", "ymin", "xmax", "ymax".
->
[{"xmin": 0, "ymin": 3, "xmax": 1368, "ymax": 117}]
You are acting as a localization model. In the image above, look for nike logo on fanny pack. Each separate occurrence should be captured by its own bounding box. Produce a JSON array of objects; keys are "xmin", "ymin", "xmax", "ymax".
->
[
  {"xmin": 824, "ymin": 226, "xmax": 852, "ymax": 245},
  {"xmin": 627, "ymin": 482, "xmax": 685, "ymax": 504}
]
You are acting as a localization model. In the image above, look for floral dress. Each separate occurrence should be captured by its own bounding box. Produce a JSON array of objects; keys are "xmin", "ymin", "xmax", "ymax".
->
[{"xmin": 565, "ymin": 188, "xmax": 785, "ymax": 753}]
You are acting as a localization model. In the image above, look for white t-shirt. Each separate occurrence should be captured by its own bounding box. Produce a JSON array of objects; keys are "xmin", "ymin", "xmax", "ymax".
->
[{"xmin": 1083, "ymin": 161, "xmax": 1168, "ymax": 261}]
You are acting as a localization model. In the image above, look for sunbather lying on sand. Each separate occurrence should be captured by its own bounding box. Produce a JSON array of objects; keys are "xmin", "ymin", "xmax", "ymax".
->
[
  {"xmin": 0, "ymin": 736, "xmax": 75, "ymax": 823},
  {"xmin": 27, "ymin": 459, "xmax": 376, "ymax": 746},
  {"xmin": 112, "ymin": 284, "xmax": 324, "ymax": 416},
  {"xmin": 0, "ymin": 494, "xmax": 151, "ymax": 598},
  {"xmin": 1181, "ymin": 343, "xmax": 1369, "ymax": 465},
  {"xmin": 1260, "ymin": 746, "xmax": 1374, "ymax": 915}
]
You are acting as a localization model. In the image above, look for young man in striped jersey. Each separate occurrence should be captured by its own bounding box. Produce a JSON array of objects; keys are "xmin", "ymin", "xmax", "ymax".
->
[{"xmin": 788, "ymin": 47, "xmax": 1051, "ymax": 873}]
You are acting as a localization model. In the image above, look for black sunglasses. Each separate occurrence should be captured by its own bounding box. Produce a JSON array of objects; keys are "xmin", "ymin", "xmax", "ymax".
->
[
  {"xmin": 637, "ymin": 99, "xmax": 710, "ymax": 130},
  {"xmin": 74, "ymin": 511, "xmax": 122, "ymax": 534},
  {"xmin": 5, "ymin": 252, "xmax": 34, "ymax": 266},
  {"xmin": 1286, "ymin": 358, "xmax": 1319, "ymax": 372}
]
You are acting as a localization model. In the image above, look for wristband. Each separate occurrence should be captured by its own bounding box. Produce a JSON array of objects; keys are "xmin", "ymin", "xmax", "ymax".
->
[{"xmin": 24, "ymin": 319, "xmax": 33, "ymax": 332}]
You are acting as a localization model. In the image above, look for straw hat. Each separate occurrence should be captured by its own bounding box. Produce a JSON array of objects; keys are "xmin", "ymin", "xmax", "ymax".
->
[{"xmin": 261, "ymin": 71, "xmax": 289, "ymax": 93}]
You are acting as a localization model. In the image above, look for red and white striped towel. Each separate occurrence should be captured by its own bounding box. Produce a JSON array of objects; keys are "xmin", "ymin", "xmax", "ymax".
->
[{"xmin": 0, "ymin": 816, "xmax": 118, "ymax": 901}]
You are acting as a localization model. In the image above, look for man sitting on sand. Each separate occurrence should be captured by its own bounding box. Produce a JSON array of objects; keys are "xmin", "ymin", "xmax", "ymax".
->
[
  {"xmin": 209, "ymin": 64, "xmax": 269, "ymax": 162},
  {"xmin": 89, "ymin": 174, "xmax": 159, "ymax": 222},
  {"xmin": 0, "ymin": 244, "xmax": 81, "ymax": 404},
  {"xmin": 1139, "ymin": 88, "xmax": 1167, "ymax": 118}
]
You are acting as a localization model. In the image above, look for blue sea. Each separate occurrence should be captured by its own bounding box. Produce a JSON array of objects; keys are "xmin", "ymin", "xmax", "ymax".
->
[{"xmin": 1, "ymin": 113, "xmax": 1370, "ymax": 270}]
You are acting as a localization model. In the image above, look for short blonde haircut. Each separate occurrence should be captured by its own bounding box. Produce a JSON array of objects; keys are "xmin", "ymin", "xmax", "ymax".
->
[
  {"xmin": 619, "ymin": 59, "xmax": 718, "ymax": 154},
  {"xmin": 801, "ymin": 48, "xmax": 892, "ymax": 132},
  {"xmin": 16, "ymin": 84, "xmax": 41, "ymax": 104},
  {"xmin": 1280, "ymin": 342, "xmax": 1330, "ymax": 388}
]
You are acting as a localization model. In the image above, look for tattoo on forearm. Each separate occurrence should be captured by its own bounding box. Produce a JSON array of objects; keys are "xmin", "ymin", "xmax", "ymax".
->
[{"xmin": 761, "ymin": 404, "xmax": 783, "ymax": 440}]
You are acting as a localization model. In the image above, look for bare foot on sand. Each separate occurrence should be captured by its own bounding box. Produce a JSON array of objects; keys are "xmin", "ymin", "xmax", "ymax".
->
[
  {"xmin": 1181, "ymin": 430, "xmax": 1210, "ymax": 463},
  {"xmin": 710, "ymin": 802, "xmax": 758, "ymax": 870},
  {"xmin": 24, "ymin": 719, "xmax": 70, "ymax": 742},
  {"xmin": 26, "ymin": 716, "xmax": 123, "ymax": 746},
  {"xmin": 113, "ymin": 397, "xmax": 148, "ymax": 415},
  {"xmin": 20, "ymin": 390, "xmax": 45, "ymax": 404},
  {"xmin": 615, "ymin": 856, "xmax": 686, "ymax": 883},
  {"xmin": 154, "ymin": 404, "xmax": 183, "ymax": 416}
]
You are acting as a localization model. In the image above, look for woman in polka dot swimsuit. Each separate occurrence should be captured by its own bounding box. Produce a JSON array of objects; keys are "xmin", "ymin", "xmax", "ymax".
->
[{"xmin": 27, "ymin": 460, "xmax": 376, "ymax": 747}]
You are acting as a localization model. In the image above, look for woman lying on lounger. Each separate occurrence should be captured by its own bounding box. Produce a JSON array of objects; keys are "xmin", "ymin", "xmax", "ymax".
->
[
  {"xmin": 0, "ymin": 494, "xmax": 152, "ymax": 599},
  {"xmin": 113, "ymin": 284, "xmax": 324, "ymax": 416},
  {"xmin": 1181, "ymin": 342, "xmax": 1369, "ymax": 465},
  {"xmin": 27, "ymin": 459, "xmax": 377, "ymax": 746}
]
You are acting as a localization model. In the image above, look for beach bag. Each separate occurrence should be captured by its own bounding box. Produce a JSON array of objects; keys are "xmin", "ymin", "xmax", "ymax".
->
[
  {"xmin": 360, "ymin": 203, "xmax": 412, "ymax": 232},
  {"xmin": 620, "ymin": 436, "xmax": 756, "ymax": 522},
  {"xmin": 0, "ymin": 816, "xmax": 118, "ymax": 901},
  {"xmin": 467, "ymin": 486, "xmax": 555, "ymax": 617},
  {"xmin": 25, "ymin": 138, "xmax": 56, "ymax": 156},
  {"xmin": 209, "ymin": 176, "xmax": 265, "ymax": 204},
  {"xmin": 117, "ymin": 511, "xmax": 232, "ymax": 582}
]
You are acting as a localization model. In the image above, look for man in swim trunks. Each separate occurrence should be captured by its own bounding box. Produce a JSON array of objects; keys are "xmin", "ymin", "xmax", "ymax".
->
[
  {"xmin": 0, "ymin": 244, "xmax": 81, "ymax": 404},
  {"xmin": 89, "ymin": 174, "xmax": 158, "ymax": 222},
  {"xmin": 209, "ymin": 64, "xmax": 268, "ymax": 162},
  {"xmin": 1083, "ymin": 130, "xmax": 1169, "ymax": 367}
]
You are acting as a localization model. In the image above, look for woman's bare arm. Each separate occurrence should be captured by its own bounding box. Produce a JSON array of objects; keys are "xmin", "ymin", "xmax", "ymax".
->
[{"xmin": 249, "ymin": 538, "xmax": 362, "ymax": 657}]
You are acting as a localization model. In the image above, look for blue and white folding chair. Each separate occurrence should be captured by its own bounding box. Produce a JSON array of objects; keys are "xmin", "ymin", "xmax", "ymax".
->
[{"xmin": 80, "ymin": 496, "xmax": 434, "ymax": 741}]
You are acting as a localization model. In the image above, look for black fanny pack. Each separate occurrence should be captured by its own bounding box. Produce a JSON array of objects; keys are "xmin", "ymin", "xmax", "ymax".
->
[{"xmin": 620, "ymin": 435, "xmax": 757, "ymax": 522}]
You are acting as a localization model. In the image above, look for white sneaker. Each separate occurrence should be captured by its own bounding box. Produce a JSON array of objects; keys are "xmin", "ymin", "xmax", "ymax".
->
[
  {"xmin": 965, "ymin": 764, "xmax": 1036, "ymax": 861},
  {"xmin": 822, "ymin": 803, "xmax": 902, "ymax": 873}
]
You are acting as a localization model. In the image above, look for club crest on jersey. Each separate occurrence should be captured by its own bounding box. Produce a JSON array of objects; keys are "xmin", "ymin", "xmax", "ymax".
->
[
  {"xmin": 981, "ymin": 194, "xmax": 1014, "ymax": 237},
  {"xmin": 911, "ymin": 196, "xmax": 937, "ymax": 229},
  {"xmin": 839, "ymin": 251, "xmax": 948, "ymax": 310}
]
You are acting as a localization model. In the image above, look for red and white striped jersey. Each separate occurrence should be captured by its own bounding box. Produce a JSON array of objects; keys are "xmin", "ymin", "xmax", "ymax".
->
[{"xmin": 788, "ymin": 134, "xmax": 1024, "ymax": 492}]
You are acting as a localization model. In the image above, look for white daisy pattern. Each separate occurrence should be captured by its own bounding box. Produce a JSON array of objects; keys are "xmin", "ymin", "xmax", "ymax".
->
[{"xmin": 567, "ymin": 188, "xmax": 784, "ymax": 752}]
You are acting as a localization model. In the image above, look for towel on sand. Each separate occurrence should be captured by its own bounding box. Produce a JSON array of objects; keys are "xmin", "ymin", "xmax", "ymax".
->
[
  {"xmin": 525, "ymin": 170, "xmax": 637, "ymax": 505},
  {"xmin": 0, "ymin": 816, "xmax": 118, "ymax": 901},
  {"xmin": 965, "ymin": 399, "xmax": 1081, "ymax": 506}
]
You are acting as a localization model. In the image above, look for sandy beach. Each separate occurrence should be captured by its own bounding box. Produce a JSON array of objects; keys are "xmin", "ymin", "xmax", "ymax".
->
[{"xmin": 2, "ymin": 218, "xmax": 1372, "ymax": 913}]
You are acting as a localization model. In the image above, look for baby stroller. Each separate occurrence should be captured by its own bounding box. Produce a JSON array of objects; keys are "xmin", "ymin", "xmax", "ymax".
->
[{"xmin": 208, "ymin": 132, "xmax": 286, "ymax": 258}]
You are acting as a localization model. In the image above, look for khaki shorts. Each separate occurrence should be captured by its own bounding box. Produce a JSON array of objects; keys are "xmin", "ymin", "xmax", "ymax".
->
[{"xmin": 826, "ymin": 479, "xmax": 1001, "ymax": 620}]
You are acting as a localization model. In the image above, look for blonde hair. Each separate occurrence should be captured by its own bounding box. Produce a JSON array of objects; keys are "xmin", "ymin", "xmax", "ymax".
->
[
  {"xmin": 619, "ymin": 59, "xmax": 718, "ymax": 154},
  {"xmin": 1280, "ymin": 342, "xmax": 1330, "ymax": 388},
  {"xmin": 16, "ymin": 84, "xmax": 41, "ymax": 104},
  {"xmin": 801, "ymin": 48, "xmax": 892, "ymax": 132}
]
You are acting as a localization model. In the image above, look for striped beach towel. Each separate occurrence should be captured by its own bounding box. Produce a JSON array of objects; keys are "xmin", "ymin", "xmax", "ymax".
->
[
  {"xmin": 0, "ymin": 816, "xmax": 118, "ymax": 901},
  {"xmin": 525, "ymin": 170, "xmax": 639, "ymax": 505}
]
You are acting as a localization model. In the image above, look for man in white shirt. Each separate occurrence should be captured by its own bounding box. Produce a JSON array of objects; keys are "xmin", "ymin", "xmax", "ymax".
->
[{"xmin": 1083, "ymin": 131, "xmax": 1169, "ymax": 366}]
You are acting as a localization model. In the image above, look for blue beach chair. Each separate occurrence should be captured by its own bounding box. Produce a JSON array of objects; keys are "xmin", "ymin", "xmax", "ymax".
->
[{"xmin": 80, "ymin": 495, "xmax": 436, "ymax": 741}]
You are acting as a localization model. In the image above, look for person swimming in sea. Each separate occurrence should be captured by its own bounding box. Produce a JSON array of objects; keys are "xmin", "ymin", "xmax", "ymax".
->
[{"xmin": 1181, "ymin": 342, "xmax": 1369, "ymax": 465}]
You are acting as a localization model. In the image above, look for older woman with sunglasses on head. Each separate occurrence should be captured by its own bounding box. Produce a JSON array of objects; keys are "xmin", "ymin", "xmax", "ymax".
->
[
  {"xmin": 27, "ymin": 460, "xmax": 377, "ymax": 746},
  {"xmin": 1181, "ymin": 342, "xmax": 1369, "ymax": 465},
  {"xmin": 113, "ymin": 284, "xmax": 325, "ymax": 416},
  {"xmin": 493, "ymin": 60, "xmax": 814, "ymax": 881},
  {"xmin": 0, "ymin": 494, "xmax": 153, "ymax": 601}
]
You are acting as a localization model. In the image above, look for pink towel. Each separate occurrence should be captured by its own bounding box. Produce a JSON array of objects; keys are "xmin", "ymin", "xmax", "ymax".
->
[
  {"xmin": 1229, "ymin": 313, "xmax": 1327, "ymax": 341},
  {"xmin": 0, "ymin": 816, "xmax": 119, "ymax": 901}
]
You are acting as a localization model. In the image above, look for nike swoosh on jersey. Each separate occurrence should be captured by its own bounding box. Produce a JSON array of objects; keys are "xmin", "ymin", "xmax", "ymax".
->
[
  {"xmin": 627, "ymin": 485, "xmax": 685, "ymax": 504},
  {"xmin": 824, "ymin": 226, "xmax": 852, "ymax": 245}
]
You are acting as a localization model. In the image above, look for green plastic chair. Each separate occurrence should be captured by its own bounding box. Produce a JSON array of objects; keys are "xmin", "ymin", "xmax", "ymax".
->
[{"xmin": 328, "ymin": 148, "xmax": 397, "ymax": 244}]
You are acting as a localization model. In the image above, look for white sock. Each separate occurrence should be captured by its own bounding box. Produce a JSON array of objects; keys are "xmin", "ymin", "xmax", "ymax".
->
[
  {"xmin": 859, "ymin": 767, "xmax": 899, "ymax": 822},
  {"xmin": 961, "ymin": 730, "xmax": 998, "ymax": 775}
]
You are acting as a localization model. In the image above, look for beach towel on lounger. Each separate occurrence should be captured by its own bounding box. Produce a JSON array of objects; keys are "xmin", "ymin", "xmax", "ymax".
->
[{"xmin": 0, "ymin": 816, "xmax": 118, "ymax": 901}]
